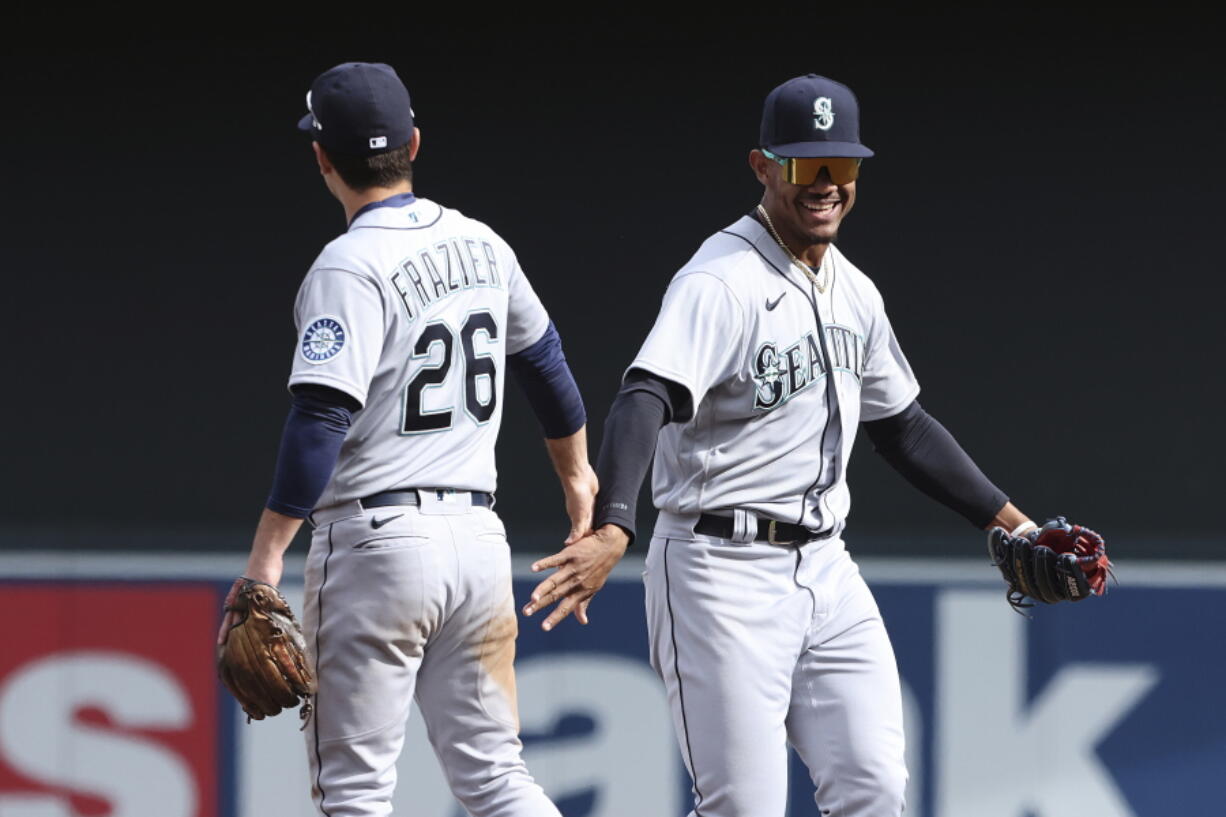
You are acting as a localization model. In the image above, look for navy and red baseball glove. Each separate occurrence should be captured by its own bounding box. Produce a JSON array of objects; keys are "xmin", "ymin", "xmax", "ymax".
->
[{"xmin": 988, "ymin": 517, "xmax": 1112, "ymax": 611}]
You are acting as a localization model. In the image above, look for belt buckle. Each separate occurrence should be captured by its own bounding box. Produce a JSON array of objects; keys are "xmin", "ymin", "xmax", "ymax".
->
[{"xmin": 766, "ymin": 520, "xmax": 796, "ymax": 546}]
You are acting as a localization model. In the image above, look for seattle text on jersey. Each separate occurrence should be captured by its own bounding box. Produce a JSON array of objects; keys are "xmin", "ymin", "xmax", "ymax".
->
[{"xmin": 752, "ymin": 324, "xmax": 865, "ymax": 412}]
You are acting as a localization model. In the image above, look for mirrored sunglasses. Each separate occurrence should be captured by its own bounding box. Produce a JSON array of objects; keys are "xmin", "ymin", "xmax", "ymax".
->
[{"xmin": 762, "ymin": 149, "xmax": 862, "ymax": 186}]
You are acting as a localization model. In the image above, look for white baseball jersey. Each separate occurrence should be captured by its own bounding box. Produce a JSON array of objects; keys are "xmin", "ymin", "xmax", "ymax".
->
[
  {"xmin": 637, "ymin": 213, "xmax": 917, "ymax": 817},
  {"xmin": 631, "ymin": 213, "xmax": 920, "ymax": 538},
  {"xmin": 288, "ymin": 195, "xmax": 550, "ymax": 507}
]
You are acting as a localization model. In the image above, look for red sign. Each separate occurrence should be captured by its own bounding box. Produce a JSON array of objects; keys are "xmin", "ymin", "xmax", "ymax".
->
[{"xmin": 0, "ymin": 583, "xmax": 222, "ymax": 817}]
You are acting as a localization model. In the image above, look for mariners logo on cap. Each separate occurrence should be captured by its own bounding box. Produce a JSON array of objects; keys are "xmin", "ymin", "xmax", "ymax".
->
[
  {"xmin": 813, "ymin": 97, "xmax": 834, "ymax": 131},
  {"xmin": 301, "ymin": 316, "xmax": 346, "ymax": 364}
]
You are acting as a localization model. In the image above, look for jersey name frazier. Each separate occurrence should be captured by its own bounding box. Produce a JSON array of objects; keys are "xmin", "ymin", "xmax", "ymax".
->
[
  {"xmin": 752, "ymin": 324, "xmax": 865, "ymax": 412},
  {"xmin": 389, "ymin": 235, "xmax": 504, "ymax": 322}
]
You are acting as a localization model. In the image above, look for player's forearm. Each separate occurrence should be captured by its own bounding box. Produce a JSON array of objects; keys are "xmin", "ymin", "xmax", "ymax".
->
[
  {"xmin": 862, "ymin": 399, "xmax": 1008, "ymax": 529},
  {"xmin": 984, "ymin": 501, "xmax": 1034, "ymax": 534},
  {"xmin": 544, "ymin": 426, "xmax": 599, "ymax": 541},
  {"xmin": 545, "ymin": 426, "xmax": 591, "ymax": 482},
  {"xmin": 244, "ymin": 508, "xmax": 304, "ymax": 585},
  {"xmin": 251, "ymin": 386, "xmax": 356, "ymax": 585},
  {"xmin": 592, "ymin": 384, "xmax": 672, "ymax": 543}
]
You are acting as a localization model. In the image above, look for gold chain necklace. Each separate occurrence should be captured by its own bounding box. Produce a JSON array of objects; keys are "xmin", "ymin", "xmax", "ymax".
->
[{"xmin": 755, "ymin": 204, "xmax": 828, "ymax": 293}]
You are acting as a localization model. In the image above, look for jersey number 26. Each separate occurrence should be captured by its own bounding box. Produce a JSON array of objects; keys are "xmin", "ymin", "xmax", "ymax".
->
[{"xmin": 402, "ymin": 310, "xmax": 498, "ymax": 434}]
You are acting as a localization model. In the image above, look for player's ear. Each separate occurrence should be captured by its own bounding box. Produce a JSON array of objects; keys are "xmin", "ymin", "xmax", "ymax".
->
[
  {"xmin": 408, "ymin": 127, "xmax": 421, "ymax": 162},
  {"xmin": 748, "ymin": 149, "xmax": 771, "ymax": 185},
  {"xmin": 312, "ymin": 142, "xmax": 334, "ymax": 176}
]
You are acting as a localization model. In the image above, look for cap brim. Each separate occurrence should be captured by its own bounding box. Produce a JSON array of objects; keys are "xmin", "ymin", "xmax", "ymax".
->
[
  {"xmin": 297, "ymin": 112, "xmax": 316, "ymax": 133},
  {"xmin": 768, "ymin": 141, "xmax": 874, "ymax": 159}
]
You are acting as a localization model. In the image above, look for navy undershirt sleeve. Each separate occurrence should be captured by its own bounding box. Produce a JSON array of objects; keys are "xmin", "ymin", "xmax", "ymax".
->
[
  {"xmin": 862, "ymin": 399, "xmax": 1008, "ymax": 528},
  {"xmin": 592, "ymin": 369, "xmax": 687, "ymax": 543},
  {"xmin": 506, "ymin": 321, "xmax": 587, "ymax": 439},
  {"xmin": 265, "ymin": 385, "xmax": 358, "ymax": 518}
]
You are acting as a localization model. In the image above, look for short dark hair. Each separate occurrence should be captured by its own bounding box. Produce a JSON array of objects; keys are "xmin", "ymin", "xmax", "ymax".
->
[{"xmin": 324, "ymin": 143, "xmax": 413, "ymax": 192}]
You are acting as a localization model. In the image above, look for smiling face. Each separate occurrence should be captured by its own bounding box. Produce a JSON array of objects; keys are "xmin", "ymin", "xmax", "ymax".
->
[{"xmin": 750, "ymin": 149, "xmax": 857, "ymax": 265}]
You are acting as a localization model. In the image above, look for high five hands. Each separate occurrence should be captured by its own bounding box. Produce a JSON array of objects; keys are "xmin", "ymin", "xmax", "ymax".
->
[{"xmin": 523, "ymin": 524, "xmax": 630, "ymax": 631}]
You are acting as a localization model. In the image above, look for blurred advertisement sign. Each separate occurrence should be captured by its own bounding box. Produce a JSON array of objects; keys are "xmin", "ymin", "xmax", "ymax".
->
[
  {"xmin": 0, "ymin": 555, "xmax": 1221, "ymax": 816},
  {"xmin": 0, "ymin": 584, "xmax": 224, "ymax": 817}
]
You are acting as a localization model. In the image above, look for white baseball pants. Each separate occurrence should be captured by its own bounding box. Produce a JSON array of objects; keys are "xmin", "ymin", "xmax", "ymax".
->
[
  {"xmin": 645, "ymin": 531, "xmax": 908, "ymax": 817},
  {"xmin": 301, "ymin": 497, "xmax": 560, "ymax": 817}
]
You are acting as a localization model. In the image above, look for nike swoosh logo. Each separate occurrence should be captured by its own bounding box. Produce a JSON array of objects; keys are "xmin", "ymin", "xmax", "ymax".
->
[
  {"xmin": 371, "ymin": 514, "xmax": 404, "ymax": 529},
  {"xmin": 766, "ymin": 292, "xmax": 786, "ymax": 311}
]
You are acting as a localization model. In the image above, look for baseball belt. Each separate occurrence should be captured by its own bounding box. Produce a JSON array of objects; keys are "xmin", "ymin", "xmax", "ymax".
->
[
  {"xmin": 310, "ymin": 489, "xmax": 495, "ymax": 527},
  {"xmin": 693, "ymin": 513, "xmax": 831, "ymax": 546},
  {"xmin": 361, "ymin": 489, "xmax": 494, "ymax": 509}
]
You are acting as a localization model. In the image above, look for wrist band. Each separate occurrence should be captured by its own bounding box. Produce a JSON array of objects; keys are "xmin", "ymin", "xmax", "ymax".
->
[{"xmin": 1010, "ymin": 521, "xmax": 1038, "ymax": 537}]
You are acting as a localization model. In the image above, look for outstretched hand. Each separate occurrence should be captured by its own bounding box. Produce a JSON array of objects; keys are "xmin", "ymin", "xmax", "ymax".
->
[{"xmin": 523, "ymin": 525, "xmax": 629, "ymax": 631}]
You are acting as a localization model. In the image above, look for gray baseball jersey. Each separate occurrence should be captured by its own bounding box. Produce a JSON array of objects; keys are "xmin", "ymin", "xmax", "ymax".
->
[
  {"xmin": 288, "ymin": 196, "xmax": 549, "ymax": 506},
  {"xmin": 292, "ymin": 193, "xmax": 561, "ymax": 817},
  {"xmin": 630, "ymin": 213, "xmax": 919, "ymax": 538}
]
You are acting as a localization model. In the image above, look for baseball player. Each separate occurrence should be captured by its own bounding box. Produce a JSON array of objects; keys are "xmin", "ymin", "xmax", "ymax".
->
[
  {"xmin": 523, "ymin": 74, "xmax": 1105, "ymax": 816},
  {"xmin": 218, "ymin": 62, "xmax": 593, "ymax": 817}
]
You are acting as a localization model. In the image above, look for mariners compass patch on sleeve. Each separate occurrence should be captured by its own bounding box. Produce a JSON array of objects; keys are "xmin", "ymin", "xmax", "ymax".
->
[{"xmin": 300, "ymin": 316, "xmax": 347, "ymax": 364}]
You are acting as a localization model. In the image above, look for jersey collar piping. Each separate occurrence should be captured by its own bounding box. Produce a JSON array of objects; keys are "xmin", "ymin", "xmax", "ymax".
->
[
  {"xmin": 348, "ymin": 192, "xmax": 418, "ymax": 229},
  {"xmin": 730, "ymin": 215, "xmax": 833, "ymax": 285}
]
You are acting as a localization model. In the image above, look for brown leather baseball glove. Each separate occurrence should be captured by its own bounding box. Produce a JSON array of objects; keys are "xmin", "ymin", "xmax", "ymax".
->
[{"xmin": 216, "ymin": 577, "xmax": 315, "ymax": 724}]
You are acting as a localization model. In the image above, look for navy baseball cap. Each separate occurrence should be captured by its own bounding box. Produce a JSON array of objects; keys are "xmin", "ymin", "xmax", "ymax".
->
[
  {"xmin": 297, "ymin": 62, "xmax": 414, "ymax": 155},
  {"xmin": 759, "ymin": 74, "xmax": 873, "ymax": 159}
]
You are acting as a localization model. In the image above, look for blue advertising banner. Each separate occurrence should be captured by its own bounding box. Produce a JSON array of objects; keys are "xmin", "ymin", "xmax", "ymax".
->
[{"xmin": 496, "ymin": 563, "xmax": 1224, "ymax": 816}]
